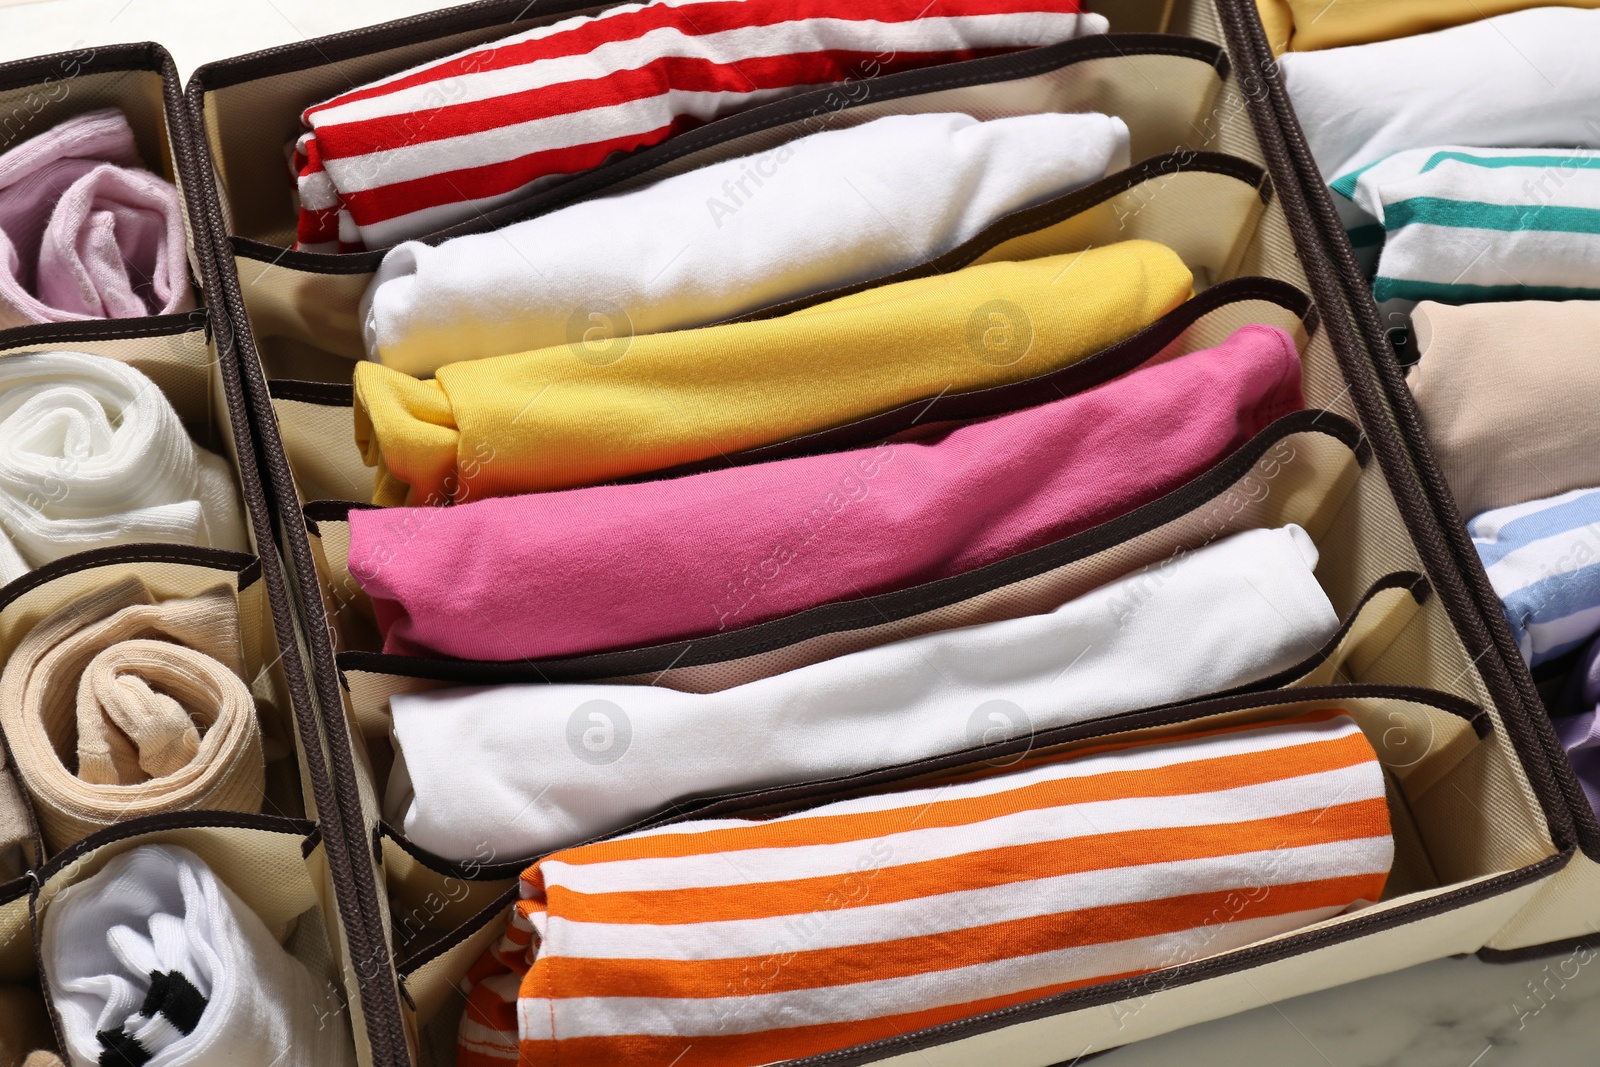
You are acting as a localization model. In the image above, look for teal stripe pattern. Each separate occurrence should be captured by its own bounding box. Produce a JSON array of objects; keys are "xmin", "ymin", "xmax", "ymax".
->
[
  {"xmin": 1420, "ymin": 150, "xmax": 1600, "ymax": 174},
  {"xmin": 1382, "ymin": 197, "xmax": 1600, "ymax": 235},
  {"xmin": 1372, "ymin": 278, "xmax": 1600, "ymax": 303}
]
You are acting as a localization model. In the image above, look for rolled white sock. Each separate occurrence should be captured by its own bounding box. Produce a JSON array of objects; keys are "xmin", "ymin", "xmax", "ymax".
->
[
  {"xmin": 43, "ymin": 844, "xmax": 353, "ymax": 1067},
  {"xmin": 0, "ymin": 351, "xmax": 248, "ymax": 585},
  {"xmin": 362, "ymin": 111, "xmax": 1131, "ymax": 374},
  {"xmin": 386, "ymin": 525, "xmax": 1338, "ymax": 861}
]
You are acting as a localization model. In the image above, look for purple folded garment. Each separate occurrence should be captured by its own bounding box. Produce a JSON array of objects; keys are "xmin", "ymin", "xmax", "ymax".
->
[
  {"xmin": 0, "ymin": 109, "xmax": 194, "ymax": 328},
  {"xmin": 1558, "ymin": 635, "xmax": 1600, "ymax": 816}
]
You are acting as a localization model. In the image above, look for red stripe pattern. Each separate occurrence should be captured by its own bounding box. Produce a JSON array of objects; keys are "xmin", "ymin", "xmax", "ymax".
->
[
  {"xmin": 457, "ymin": 713, "xmax": 1393, "ymax": 1067},
  {"xmin": 292, "ymin": 0, "xmax": 1101, "ymax": 251}
]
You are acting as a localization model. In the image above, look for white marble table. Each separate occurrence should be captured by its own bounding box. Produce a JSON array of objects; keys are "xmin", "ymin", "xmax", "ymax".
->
[{"xmin": 1, "ymin": 1, "xmax": 1594, "ymax": 1063}]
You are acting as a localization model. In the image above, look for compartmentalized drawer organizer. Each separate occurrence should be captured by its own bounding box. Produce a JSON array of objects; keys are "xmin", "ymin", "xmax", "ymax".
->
[
  {"xmin": 175, "ymin": 1, "xmax": 1586, "ymax": 1064},
  {"xmin": 0, "ymin": 44, "xmax": 371, "ymax": 1063},
  {"xmin": 1232, "ymin": 0, "xmax": 1600, "ymax": 959}
]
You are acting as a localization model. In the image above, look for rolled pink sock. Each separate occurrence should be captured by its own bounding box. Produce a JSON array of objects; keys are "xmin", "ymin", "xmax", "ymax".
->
[
  {"xmin": 350, "ymin": 324, "xmax": 1305, "ymax": 661},
  {"xmin": 0, "ymin": 109, "xmax": 194, "ymax": 328}
]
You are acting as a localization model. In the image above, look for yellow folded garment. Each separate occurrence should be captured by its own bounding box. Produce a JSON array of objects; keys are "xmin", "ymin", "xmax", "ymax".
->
[
  {"xmin": 1257, "ymin": 0, "xmax": 1600, "ymax": 52},
  {"xmin": 354, "ymin": 241, "xmax": 1192, "ymax": 506}
]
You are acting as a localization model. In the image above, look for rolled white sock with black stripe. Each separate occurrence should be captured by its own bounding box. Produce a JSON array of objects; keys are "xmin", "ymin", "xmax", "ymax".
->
[{"xmin": 43, "ymin": 845, "xmax": 354, "ymax": 1067}]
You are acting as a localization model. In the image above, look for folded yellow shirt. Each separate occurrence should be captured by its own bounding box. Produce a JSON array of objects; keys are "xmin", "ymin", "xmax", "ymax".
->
[
  {"xmin": 1257, "ymin": 0, "xmax": 1600, "ymax": 52},
  {"xmin": 354, "ymin": 241, "xmax": 1192, "ymax": 506}
]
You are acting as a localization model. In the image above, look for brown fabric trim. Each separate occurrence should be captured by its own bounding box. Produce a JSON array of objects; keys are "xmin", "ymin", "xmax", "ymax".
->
[
  {"xmin": 1210, "ymin": 0, "xmax": 1581, "ymax": 857},
  {"xmin": 167, "ymin": 61, "xmax": 413, "ymax": 1065},
  {"xmin": 0, "ymin": 40, "xmax": 158, "ymax": 93},
  {"xmin": 394, "ymin": 878, "xmax": 517, "ymax": 976},
  {"xmin": 268, "ymin": 379, "xmax": 356, "ymax": 405},
  {"xmin": 0, "ymin": 309, "xmax": 207, "ymax": 350},
  {"xmin": 0, "ymin": 545, "xmax": 260, "ymax": 613},
  {"xmin": 35, "ymin": 810, "xmax": 318, "ymax": 883},
  {"xmin": 219, "ymin": 32, "xmax": 1231, "ymax": 270},
  {"xmin": 333, "ymin": 409, "xmax": 1364, "ymax": 685},
  {"xmin": 1478, "ymin": 931, "xmax": 1598, "ymax": 965}
]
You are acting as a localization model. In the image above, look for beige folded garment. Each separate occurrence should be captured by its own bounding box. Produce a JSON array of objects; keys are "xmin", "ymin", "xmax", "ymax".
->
[
  {"xmin": 1407, "ymin": 300, "xmax": 1600, "ymax": 517},
  {"xmin": 0, "ymin": 578, "xmax": 264, "ymax": 852},
  {"xmin": 0, "ymin": 985, "xmax": 57, "ymax": 1067}
]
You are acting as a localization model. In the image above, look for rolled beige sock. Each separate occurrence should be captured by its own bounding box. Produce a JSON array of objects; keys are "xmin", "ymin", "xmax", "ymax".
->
[
  {"xmin": 0, "ymin": 577, "xmax": 264, "ymax": 852},
  {"xmin": 1406, "ymin": 300, "xmax": 1600, "ymax": 517}
]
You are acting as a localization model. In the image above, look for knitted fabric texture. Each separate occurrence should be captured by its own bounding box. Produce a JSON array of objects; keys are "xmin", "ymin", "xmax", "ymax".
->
[
  {"xmin": 0, "ymin": 109, "xmax": 193, "ymax": 328},
  {"xmin": 0, "ymin": 350, "xmax": 248, "ymax": 584},
  {"xmin": 0, "ymin": 578, "xmax": 264, "ymax": 851}
]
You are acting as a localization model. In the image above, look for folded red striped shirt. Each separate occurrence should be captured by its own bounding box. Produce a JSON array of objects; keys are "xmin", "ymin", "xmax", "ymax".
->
[
  {"xmin": 293, "ymin": 0, "xmax": 1106, "ymax": 251},
  {"xmin": 458, "ymin": 712, "xmax": 1392, "ymax": 1067}
]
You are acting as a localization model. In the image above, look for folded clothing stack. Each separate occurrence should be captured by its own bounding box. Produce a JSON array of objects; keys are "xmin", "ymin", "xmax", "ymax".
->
[
  {"xmin": 353, "ymin": 324, "xmax": 1305, "ymax": 660},
  {"xmin": 0, "ymin": 578, "xmax": 265, "ymax": 851},
  {"xmin": 42, "ymin": 844, "xmax": 352, "ymax": 1067},
  {"xmin": 0, "ymin": 349, "xmax": 248, "ymax": 584},
  {"xmin": 1279, "ymin": 6, "xmax": 1600, "ymax": 819},
  {"xmin": 0, "ymin": 109, "xmax": 193, "ymax": 329},
  {"xmin": 362, "ymin": 110, "xmax": 1132, "ymax": 373},
  {"xmin": 458, "ymin": 712, "xmax": 1392, "ymax": 1066},
  {"xmin": 353, "ymin": 240, "xmax": 1193, "ymax": 505},
  {"xmin": 385, "ymin": 525, "xmax": 1340, "ymax": 860},
  {"xmin": 294, "ymin": 0, "xmax": 1108, "ymax": 251}
]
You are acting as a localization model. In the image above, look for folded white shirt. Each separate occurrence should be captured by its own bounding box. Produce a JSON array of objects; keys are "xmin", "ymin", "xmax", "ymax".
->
[
  {"xmin": 1336, "ymin": 145, "xmax": 1600, "ymax": 308},
  {"xmin": 1280, "ymin": 7, "xmax": 1600, "ymax": 184},
  {"xmin": 43, "ymin": 844, "xmax": 353, "ymax": 1067},
  {"xmin": 0, "ymin": 350, "xmax": 248, "ymax": 584},
  {"xmin": 362, "ymin": 111, "xmax": 1131, "ymax": 374},
  {"xmin": 386, "ymin": 524, "xmax": 1339, "ymax": 861}
]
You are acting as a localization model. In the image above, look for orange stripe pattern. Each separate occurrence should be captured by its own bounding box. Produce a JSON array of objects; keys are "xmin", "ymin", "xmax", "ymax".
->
[{"xmin": 458, "ymin": 713, "xmax": 1392, "ymax": 1067}]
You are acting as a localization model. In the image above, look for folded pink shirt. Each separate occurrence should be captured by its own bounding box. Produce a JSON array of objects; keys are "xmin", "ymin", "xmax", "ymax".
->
[
  {"xmin": 350, "ymin": 325, "xmax": 1304, "ymax": 661},
  {"xmin": 0, "ymin": 109, "xmax": 194, "ymax": 329}
]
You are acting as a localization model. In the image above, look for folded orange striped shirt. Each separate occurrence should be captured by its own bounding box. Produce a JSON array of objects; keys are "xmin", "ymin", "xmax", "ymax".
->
[{"xmin": 458, "ymin": 713, "xmax": 1392, "ymax": 1067}]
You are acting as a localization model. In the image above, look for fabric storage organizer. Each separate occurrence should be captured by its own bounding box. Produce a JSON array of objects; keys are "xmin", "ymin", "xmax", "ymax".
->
[
  {"xmin": 175, "ymin": 0, "xmax": 1581, "ymax": 1065},
  {"xmin": 1232, "ymin": 0, "xmax": 1600, "ymax": 962},
  {"xmin": 0, "ymin": 41, "xmax": 374, "ymax": 1066}
]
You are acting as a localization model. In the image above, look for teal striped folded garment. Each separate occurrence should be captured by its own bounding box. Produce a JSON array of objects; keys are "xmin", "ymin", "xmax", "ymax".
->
[
  {"xmin": 1330, "ymin": 146, "xmax": 1600, "ymax": 306},
  {"xmin": 1472, "ymin": 487, "xmax": 1600, "ymax": 668}
]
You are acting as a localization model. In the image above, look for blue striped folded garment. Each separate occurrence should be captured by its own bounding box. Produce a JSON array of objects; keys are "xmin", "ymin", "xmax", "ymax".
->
[
  {"xmin": 1329, "ymin": 146, "xmax": 1600, "ymax": 307},
  {"xmin": 1471, "ymin": 487, "xmax": 1600, "ymax": 668}
]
